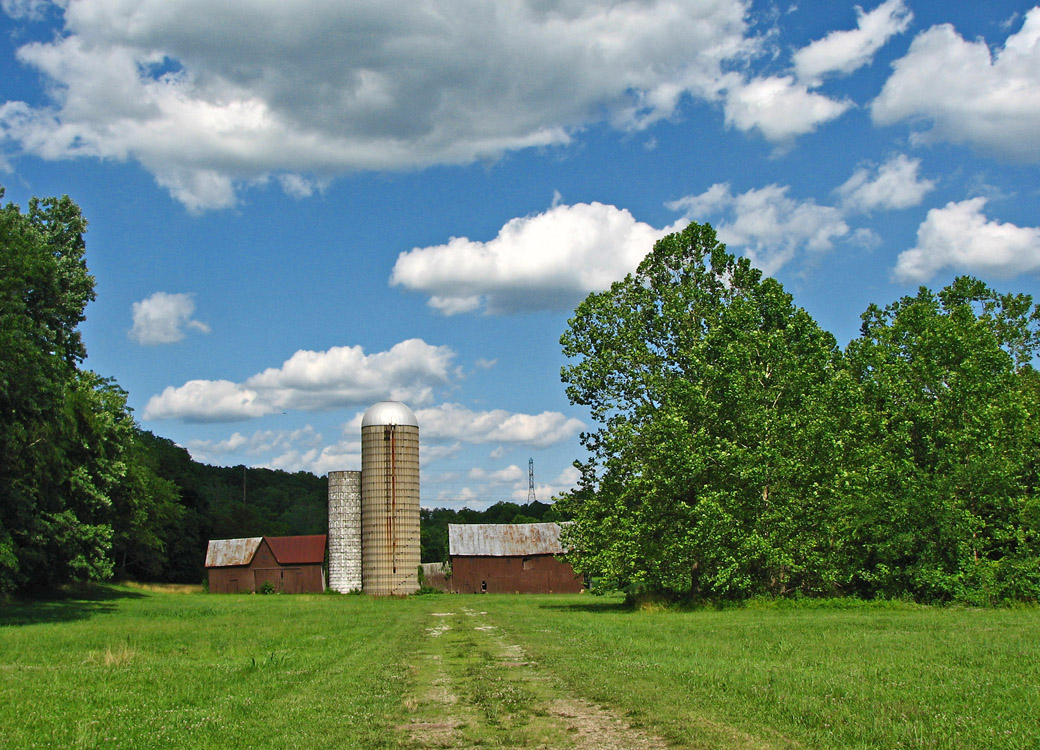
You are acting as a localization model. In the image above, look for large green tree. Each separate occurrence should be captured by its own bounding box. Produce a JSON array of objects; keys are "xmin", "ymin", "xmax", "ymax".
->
[
  {"xmin": 1, "ymin": 187, "xmax": 184, "ymax": 593},
  {"xmin": 0, "ymin": 188, "xmax": 106, "ymax": 591},
  {"xmin": 558, "ymin": 222, "xmax": 843, "ymax": 598},
  {"xmin": 842, "ymin": 277, "xmax": 1040, "ymax": 602}
]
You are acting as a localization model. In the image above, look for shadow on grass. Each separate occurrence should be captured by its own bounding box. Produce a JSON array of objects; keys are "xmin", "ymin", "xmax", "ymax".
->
[
  {"xmin": 533, "ymin": 598, "xmax": 633, "ymax": 614},
  {"xmin": 0, "ymin": 583, "xmax": 145, "ymax": 627}
]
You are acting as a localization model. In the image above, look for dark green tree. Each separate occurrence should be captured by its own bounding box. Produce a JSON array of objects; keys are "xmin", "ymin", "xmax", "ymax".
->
[
  {"xmin": 843, "ymin": 277, "xmax": 1040, "ymax": 602},
  {"xmin": 0, "ymin": 188, "xmax": 103, "ymax": 592},
  {"xmin": 558, "ymin": 223, "xmax": 843, "ymax": 598},
  {"xmin": 1, "ymin": 187, "xmax": 184, "ymax": 592}
]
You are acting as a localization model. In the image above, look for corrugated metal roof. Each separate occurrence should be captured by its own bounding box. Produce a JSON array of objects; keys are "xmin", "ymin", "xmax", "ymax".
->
[
  {"xmin": 205, "ymin": 537, "xmax": 262, "ymax": 567},
  {"xmin": 266, "ymin": 534, "xmax": 327, "ymax": 565},
  {"xmin": 448, "ymin": 522, "xmax": 571, "ymax": 557}
]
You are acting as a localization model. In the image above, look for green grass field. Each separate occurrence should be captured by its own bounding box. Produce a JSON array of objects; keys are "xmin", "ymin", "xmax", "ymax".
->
[{"xmin": 1, "ymin": 587, "xmax": 1037, "ymax": 749}]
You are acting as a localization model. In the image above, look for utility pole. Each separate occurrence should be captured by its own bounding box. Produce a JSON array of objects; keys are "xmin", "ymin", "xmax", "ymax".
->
[{"xmin": 528, "ymin": 458, "xmax": 536, "ymax": 503}]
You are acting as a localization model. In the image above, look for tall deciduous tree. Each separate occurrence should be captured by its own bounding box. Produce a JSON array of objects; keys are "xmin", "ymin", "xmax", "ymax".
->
[
  {"xmin": 558, "ymin": 223, "xmax": 842, "ymax": 598},
  {"xmin": 843, "ymin": 277, "xmax": 1040, "ymax": 602},
  {"xmin": 1, "ymin": 187, "xmax": 182, "ymax": 593},
  {"xmin": 1, "ymin": 188, "xmax": 102, "ymax": 592}
]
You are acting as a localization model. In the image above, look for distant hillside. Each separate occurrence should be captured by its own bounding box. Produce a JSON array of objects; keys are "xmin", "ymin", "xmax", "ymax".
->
[{"xmin": 139, "ymin": 432, "xmax": 328, "ymax": 583}]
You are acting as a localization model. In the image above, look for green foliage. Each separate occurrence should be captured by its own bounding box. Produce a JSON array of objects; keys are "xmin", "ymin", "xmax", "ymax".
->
[
  {"xmin": 559, "ymin": 222, "xmax": 1040, "ymax": 604},
  {"xmin": 842, "ymin": 278, "xmax": 1040, "ymax": 602},
  {"xmin": 0, "ymin": 187, "xmax": 108, "ymax": 593},
  {"xmin": 0, "ymin": 187, "xmax": 190, "ymax": 594},
  {"xmin": 559, "ymin": 222, "xmax": 842, "ymax": 599}
]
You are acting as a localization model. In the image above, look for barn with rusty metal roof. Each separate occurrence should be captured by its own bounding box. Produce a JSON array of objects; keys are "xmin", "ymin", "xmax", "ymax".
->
[
  {"xmin": 205, "ymin": 535, "xmax": 327, "ymax": 593},
  {"xmin": 448, "ymin": 522, "xmax": 583, "ymax": 594}
]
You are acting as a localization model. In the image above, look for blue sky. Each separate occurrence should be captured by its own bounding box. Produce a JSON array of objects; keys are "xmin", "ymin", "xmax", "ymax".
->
[{"xmin": 2, "ymin": 0, "xmax": 1039, "ymax": 510}]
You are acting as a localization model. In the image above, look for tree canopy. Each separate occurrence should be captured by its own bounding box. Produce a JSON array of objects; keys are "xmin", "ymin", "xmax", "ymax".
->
[
  {"xmin": 559, "ymin": 222, "xmax": 1040, "ymax": 604},
  {"xmin": 1, "ymin": 189, "xmax": 187, "ymax": 592}
]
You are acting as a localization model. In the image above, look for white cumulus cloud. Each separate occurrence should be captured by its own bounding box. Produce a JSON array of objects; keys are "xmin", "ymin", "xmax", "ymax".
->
[
  {"xmin": 130, "ymin": 291, "xmax": 210, "ymax": 345},
  {"xmin": 872, "ymin": 8, "xmax": 1040, "ymax": 161},
  {"xmin": 415, "ymin": 403, "xmax": 584, "ymax": 448},
  {"xmin": 390, "ymin": 202, "xmax": 674, "ymax": 315},
  {"xmin": 143, "ymin": 338, "xmax": 458, "ymax": 422},
  {"xmin": 893, "ymin": 198, "xmax": 1040, "ymax": 283},
  {"xmin": 469, "ymin": 465, "xmax": 526, "ymax": 484},
  {"xmin": 668, "ymin": 183, "xmax": 849, "ymax": 274},
  {"xmin": 836, "ymin": 154, "xmax": 935, "ymax": 213},
  {"xmin": 720, "ymin": 73, "xmax": 852, "ymax": 142},
  {"xmin": 0, "ymin": 0, "xmax": 753, "ymax": 211},
  {"xmin": 793, "ymin": 0, "xmax": 913, "ymax": 85},
  {"xmin": 718, "ymin": 0, "xmax": 911, "ymax": 143}
]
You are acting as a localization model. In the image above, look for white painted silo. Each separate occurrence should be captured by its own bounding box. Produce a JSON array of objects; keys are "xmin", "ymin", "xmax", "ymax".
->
[
  {"xmin": 361, "ymin": 401, "xmax": 420, "ymax": 596},
  {"xmin": 327, "ymin": 470, "xmax": 362, "ymax": 592}
]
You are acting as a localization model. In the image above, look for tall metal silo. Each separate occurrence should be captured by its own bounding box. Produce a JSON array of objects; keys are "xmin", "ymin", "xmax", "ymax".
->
[
  {"xmin": 360, "ymin": 401, "xmax": 420, "ymax": 595},
  {"xmin": 327, "ymin": 470, "xmax": 362, "ymax": 592}
]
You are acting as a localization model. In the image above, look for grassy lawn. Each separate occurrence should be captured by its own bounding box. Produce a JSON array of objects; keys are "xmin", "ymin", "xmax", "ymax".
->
[
  {"xmin": 0, "ymin": 585, "xmax": 433, "ymax": 749},
  {"xmin": 2, "ymin": 586, "xmax": 1038, "ymax": 749},
  {"xmin": 489, "ymin": 595, "xmax": 1040, "ymax": 749}
]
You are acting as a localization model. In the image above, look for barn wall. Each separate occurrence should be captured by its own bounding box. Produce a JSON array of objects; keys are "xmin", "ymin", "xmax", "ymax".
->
[
  {"xmin": 208, "ymin": 539, "xmax": 326, "ymax": 593},
  {"xmin": 253, "ymin": 564, "xmax": 325, "ymax": 594},
  {"xmin": 207, "ymin": 566, "xmax": 254, "ymax": 594},
  {"xmin": 450, "ymin": 555, "xmax": 583, "ymax": 594}
]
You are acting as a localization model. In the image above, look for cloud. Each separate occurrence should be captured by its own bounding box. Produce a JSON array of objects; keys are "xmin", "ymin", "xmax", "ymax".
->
[
  {"xmin": 186, "ymin": 425, "xmax": 324, "ymax": 459},
  {"xmin": 507, "ymin": 464, "xmax": 582, "ymax": 503},
  {"xmin": 185, "ymin": 425, "xmax": 342, "ymax": 470},
  {"xmin": 720, "ymin": 73, "xmax": 852, "ymax": 142},
  {"xmin": 1, "ymin": 0, "xmax": 50, "ymax": 20},
  {"xmin": 143, "ymin": 338, "xmax": 457, "ymax": 422},
  {"xmin": 469, "ymin": 465, "xmax": 526, "ymax": 484},
  {"xmin": 0, "ymin": 0, "xmax": 753, "ymax": 211},
  {"xmin": 793, "ymin": 0, "xmax": 912, "ymax": 85},
  {"xmin": 668, "ymin": 183, "xmax": 849, "ymax": 274},
  {"xmin": 893, "ymin": 197, "xmax": 1040, "ymax": 282},
  {"xmin": 872, "ymin": 9, "xmax": 1040, "ymax": 161},
  {"xmin": 717, "ymin": 1, "xmax": 912, "ymax": 143},
  {"xmin": 390, "ymin": 201, "xmax": 673, "ymax": 315},
  {"xmin": 129, "ymin": 291, "xmax": 210, "ymax": 345},
  {"xmin": 415, "ymin": 403, "xmax": 584, "ymax": 448},
  {"xmin": 836, "ymin": 154, "xmax": 935, "ymax": 213}
]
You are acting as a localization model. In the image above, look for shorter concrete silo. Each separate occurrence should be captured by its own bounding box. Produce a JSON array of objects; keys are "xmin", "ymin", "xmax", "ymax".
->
[
  {"xmin": 327, "ymin": 470, "xmax": 362, "ymax": 592},
  {"xmin": 361, "ymin": 401, "xmax": 420, "ymax": 596}
]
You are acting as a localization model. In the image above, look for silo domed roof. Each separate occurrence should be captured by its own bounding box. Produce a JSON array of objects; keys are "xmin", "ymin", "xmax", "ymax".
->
[{"xmin": 361, "ymin": 400, "xmax": 418, "ymax": 428}]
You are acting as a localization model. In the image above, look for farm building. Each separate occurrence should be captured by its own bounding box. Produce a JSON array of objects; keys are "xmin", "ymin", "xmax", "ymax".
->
[
  {"xmin": 205, "ymin": 535, "xmax": 327, "ymax": 593},
  {"xmin": 448, "ymin": 522, "xmax": 583, "ymax": 594}
]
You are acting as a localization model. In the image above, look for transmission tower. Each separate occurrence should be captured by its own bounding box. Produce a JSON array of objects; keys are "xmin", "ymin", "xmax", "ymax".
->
[{"xmin": 528, "ymin": 458, "xmax": 536, "ymax": 503}]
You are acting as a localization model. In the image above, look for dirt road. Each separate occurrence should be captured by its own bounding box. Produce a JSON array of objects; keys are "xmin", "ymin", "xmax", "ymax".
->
[{"xmin": 397, "ymin": 605, "xmax": 668, "ymax": 749}]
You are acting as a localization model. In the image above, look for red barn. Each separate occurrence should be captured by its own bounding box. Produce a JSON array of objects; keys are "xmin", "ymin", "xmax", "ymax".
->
[
  {"xmin": 205, "ymin": 535, "xmax": 327, "ymax": 593},
  {"xmin": 448, "ymin": 522, "xmax": 583, "ymax": 594}
]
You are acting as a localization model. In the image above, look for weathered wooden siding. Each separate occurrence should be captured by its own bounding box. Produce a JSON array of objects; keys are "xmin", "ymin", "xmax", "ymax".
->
[
  {"xmin": 207, "ymin": 538, "xmax": 325, "ymax": 593},
  {"xmin": 450, "ymin": 554, "xmax": 583, "ymax": 594}
]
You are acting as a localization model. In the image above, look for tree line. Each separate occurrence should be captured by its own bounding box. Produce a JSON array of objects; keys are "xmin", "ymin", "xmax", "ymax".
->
[
  {"xmin": 558, "ymin": 222, "xmax": 1040, "ymax": 604},
  {"xmin": 0, "ymin": 188, "xmax": 328, "ymax": 594}
]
